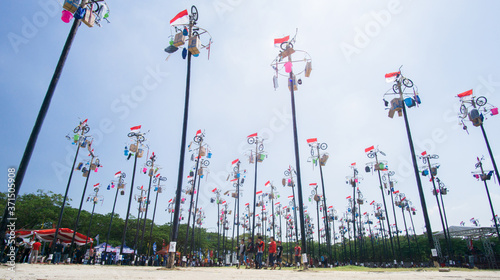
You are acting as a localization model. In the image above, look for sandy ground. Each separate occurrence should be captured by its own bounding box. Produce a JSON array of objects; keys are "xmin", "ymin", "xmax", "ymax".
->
[{"xmin": 0, "ymin": 264, "xmax": 499, "ymax": 280}]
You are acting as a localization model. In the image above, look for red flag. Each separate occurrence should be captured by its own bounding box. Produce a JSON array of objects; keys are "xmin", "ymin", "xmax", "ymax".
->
[
  {"xmin": 421, "ymin": 151, "xmax": 427, "ymax": 156},
  {"xmin": 401, "ymin": 196, "xmax": 406, "ymax": 201},
  {"xmin": 346, "ymin": 196, "xmax": 351, "ymax": 199},
  {"xmin": 130, "ymin": 125, "xmax": 141, "ymax": 132},
  {"xmin": 363, "ymin": 212, "xmax": 367, "ymax": 215},
  {"xmin": 230, "ymin": 178, "xmax": 238, "ymax": 182},
  {"xmin": 155, "ymin": 173, "xmax": 160, "ymax": 178},
  {"xmin": 393, "ymin": 190, "xmax": 400, "ymax": 194},
  {"xmin": 114, "ymin": 171, "xmax": 121, "ymax": 177},
  {"xmin": 351, "ymin": 162, "xmax": 356, "ymax": 166},
  {"xmin": 170, "ymin": 9, "xmax": 188, "ymax": 25},
  {"xmin": 306, "ymin": 138, "xmax": 317, "ymax": 144},
  {"xmin": 288, "ymin": 195, "xmax": 294, "ymax": 199},
  {"xmin": 328, "ymin": 206, "xmax": 333, "ymax": 209},
  {"xmin": 93, "ymin": 183, "xmax": 99, "ymax": 187},
  {"xmin": 168, "ymin": 199, "xmax": 173, "ymax": 203},
  {"xmin": 256, "ymin": 190, "xmax": 263, "ymax": 195},
  {"xmin": 245, "ymin": 203, "xmax": 250, "ymax": 206},
  {"xmin": 231, "ymin": 159, "xmax": 239, "ymax": 165},
  {"xmin": 248, "ymin": 132, "xmax": 257, "ymax": 138},
  {"xmin": 370, "ymin": 200, "xmax": 375, "ymax": 205},
  {"xmin": 211, "ymin": 188, "xmax": 217, "ymax": 192},
  {"xmin": 274, "ymin": 35, "xmax": 290, "ymax": 47},
  {"xmin": 457, "ymin": 89, "xmax": 473, "ymax": 98},
  {"xmin": 385, "ymin": 71, "xmax": 400, "ymax": 83},
  {"xmin": 265, "ymin": 181, "xmax": 271, "ymax": 187},
  {"xmin": 309, "ymin": 183, "xmax": 317, "ymax": 186},
  {"xmin": 196, "ymin": 129, "xmax": 202, "ymax": 136},
  {"xmin": 365, "ymin": 146, "xmax": 374, "ymax": 153},
  {"xmin": 275, "ymin": 202, "xmax": 280, "ymax": 205}
]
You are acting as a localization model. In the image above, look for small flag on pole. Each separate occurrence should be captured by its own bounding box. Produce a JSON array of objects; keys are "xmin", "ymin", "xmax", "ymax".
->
[
  {"xmin": 265, "ymin": 181, "xmax": 270, "ymax": 187},
  {"xmin": 247, "ymin": 132, "xmax": 257, "ymax": 138},
  {"xmin": 170, "ymin": 9, "xmax": 188, "ymax": 26},
  {"xmin": 346, "ymin": 196, "xmax": 351, "ymax": 199},
  {"xmin": 421, "ymin": 151, "xmax": 427, "ymax": 156},
  {"xmin": 256, "ymin": 190, "xmax": 263, "ymax": 195},
  {"xmin": 196, "ymin": 129, "xmax": 202, "ymax": 136},
  {"xmin": 115, "ymin": 171, "xmax": 121, "ymax": 177},
  {"xmin": 306, "ymin": 138, "xmax": 317, "ymax": 144},
  {"xmin": 385, "ymin": 71, "xmax": 400, "ymax": 83},
  {"xmin": 365, "ymin": 146, "xmax": 374, "ymax": 153},
  {"xmin": 130, "ymin": 125, "xmax": 141, "ymax": 132},
  {"xmin": 457, "ymin": 89, "xmax": 473, "ymax": 98},
  {"xmin": 232, "ymin": 159, "xmax": 239, "ymax": 165},
  {"xmin": 274, "ymin": 35, "xmax": 290, "ymax": 47}
]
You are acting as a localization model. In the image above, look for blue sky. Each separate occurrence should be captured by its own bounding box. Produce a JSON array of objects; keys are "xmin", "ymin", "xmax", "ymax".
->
[{"xmin": 1, "ymin": 0, "xmax": 500, "ymax": 242}]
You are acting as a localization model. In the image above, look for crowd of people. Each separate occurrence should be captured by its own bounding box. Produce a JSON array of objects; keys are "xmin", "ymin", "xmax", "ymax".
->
[{"xmin": 236, "ymin": 236, "xmax": 301, "ymax": 270}]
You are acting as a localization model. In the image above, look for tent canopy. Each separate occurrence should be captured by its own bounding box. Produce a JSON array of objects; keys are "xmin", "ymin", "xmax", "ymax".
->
[
  {"xmin": 16, "ymin": 228, "xmax": 93, "ymax": 246},
  {"xmin": 433, "ymin": 226, "xmax": 498, "ymax": 239}
]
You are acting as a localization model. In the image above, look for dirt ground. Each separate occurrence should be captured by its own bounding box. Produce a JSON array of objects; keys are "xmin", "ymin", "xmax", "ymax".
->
[{"xmin": 1, "ymin": 264, "xmax": 499, "ymax": 280}]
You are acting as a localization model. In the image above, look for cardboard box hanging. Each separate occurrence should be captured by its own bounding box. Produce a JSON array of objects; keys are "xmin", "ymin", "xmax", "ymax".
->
[
  {"xmin": 173, "ymin": 32, "xmax": 185, "ymax": 47},
  {"xmin": 63, "ymin": 0, "xmax": 81, "ymax": 13},
  {"xmin": 82, "ymin": 7, "xmax": 95, "ymax": 27},
  {"xmin": 188, "ymin": 36, "xmax": 201, "ymax": 55}
]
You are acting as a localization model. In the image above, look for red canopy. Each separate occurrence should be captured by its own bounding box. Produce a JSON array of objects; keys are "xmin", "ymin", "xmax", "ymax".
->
[{"xmin": 16, "ymin": 228, "xmax": 93, "ymax": 246}]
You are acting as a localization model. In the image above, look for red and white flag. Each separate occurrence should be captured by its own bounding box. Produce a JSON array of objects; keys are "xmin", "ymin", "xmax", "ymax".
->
[
  {"xmin": 457, "ymin": 89, "xmax": 473, "ymax": 98},
  {"xmin": 393, "ymin": 190, "xmax": 400, "ymax": 194},
  {"xmin": 168, "ymin": 199, "xmax": 173, "ymax": 203},
  {"xmin": 170, "ymin": 9, "xmax": 188, "ymax": 26},
  {"xmin": 247, "ymin": 132, "xmax": 257, "ymax": 138},
  {"xmin": 309, "ymin": 183, "xmax": 317, "ymax": 186},
  {"xmin": 81, "ymin": 119, "xmax": 88, "ymax": 125},
  {"xmin": 211, "ymin": 188, "xmax": 217, "ymax": 192},
  {"xmin": 265, "ymin": 181, "xmax": 271, "ymax": 187},
  {"xmin": 421, "ymin": 151, "xmax": 427, "ymax": 156},
  {"xmin": 231, "ymin": 159, "xmax": 239, "ymax": 165},
  {"xmin": 274, "ymin": 35, "xmax": 289, "ymax": 47},
  {"xmin": 256, "ymin": 190, "xmax": 263, "ymax": 195},
  {"xmin": 275, "ymin": 202, "xmax": 280, "ymax": 205},
  {"xmin": 346, "ymin": 196, "xmax": 351, "ymax": 199},
  {"xmin": 351, "ymin": 162, "xmax": 356, "ymax": 166},
  {"xmin": 195, "ymin": 129, "xmax": 202, "ymax": 136},
  {"xmin": 155, "ymin": 173, "xmax": 160, "ymax": 178},
  {"xmin": 130, "ymin": 125, "xmax": 141, "ymax": 132},
  {"xmin": 245, "ymin": 203, "xmax": 250, "ymax": 206},
  {"xmin": 115, "ymin": 171, "xmax": 121, "ymax": 177},
  {"xmin": 306, "ymin": 138, "xmax": 317, "ymax": 144},
  {"xmin": 93, "ymin": 183, "xmax": 100, "ymax": 187},
  {"xmin": 288, "ymin": 195, "xmax": 294, "ymax": 199},
  {"xmin": 328, "ymin": 206, "xmax": 333, "ymax": 209},
  {"xmin": 385, "ymin": 71, "xmax": 400, "ymax": 83},
  {"xmin": 365, "ymin": 146, "xmax": 374, "ymax": 153},
  {"xmin": 370, "ymin": 200, "xmax": 375, "ymax": 205}
]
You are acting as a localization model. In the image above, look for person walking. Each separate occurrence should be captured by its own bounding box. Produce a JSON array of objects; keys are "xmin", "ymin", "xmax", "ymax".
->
[
  {"xmin": 20, "ymin": 239, "xmax": 32, "ymax": 263},
  {"xmin": 29, "ymin": 239, "xmax": 41, "ymax": 264},
  {"xmin": 255, "ymin": 236, "xmax": 264, "ymax": 269},
  {"xmin": 246, "ymin": 238, "xmax": 255, "ymax": 269},
  {"xmin": 275, "ymin": 240, "xmax": 283, "ymax": 270},
  {"xmin": 294, "ymin": 243, "xmax": 301, "ymax": 269},
  {"xmin": 237, "ymin": 239, "xmax": 246, "ymax": 269},
  {"xmin": 268, "ymin": 237, "xmax": 277, "ymax": 270}
]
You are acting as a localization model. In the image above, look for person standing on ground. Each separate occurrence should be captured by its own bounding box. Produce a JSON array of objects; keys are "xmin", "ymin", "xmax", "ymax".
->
[
  {"xmin": 237, "ymin": 239, "xmax": 246, "ymax": 269},
  {"xmin": 20, "ymin": 239, "xmax": 32, "ymax": 263},
  {"xmin": 246, "ymin": 238, "xmax": 255, "ymax": 269},
  {"xmin": 29, "ymin": 239, "xmax": 41, "ymax": 264},
  {"xmin": 54, "ymin": 239, "xmax": 63, "ymax": 264},
  {"xmin": 294, "ymin": 243, "xmax": 301, "ymax": 269},
  {"xmin": 268, "ymin": 237, "xmax": 276, "ymax": 270},
  {"xmin": 275, "ymin": 240, "xmax": 283, "ymax": 270},
  {"xmin": 255, "ymin": 236, "xmax": 264, "ymax": 269}
]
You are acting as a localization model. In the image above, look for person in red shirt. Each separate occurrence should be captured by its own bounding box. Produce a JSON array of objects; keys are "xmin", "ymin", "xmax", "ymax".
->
[
  {"xmin": 268, "ymin": 237, "xmax": 277, "ymax": 270},
  {"xmin": 294, "ymin": 243, "xmax": 301, "ymax": 268},
  {"xmin": 29, "ymin": 239, "xmax": 42, "ymax": 264}
]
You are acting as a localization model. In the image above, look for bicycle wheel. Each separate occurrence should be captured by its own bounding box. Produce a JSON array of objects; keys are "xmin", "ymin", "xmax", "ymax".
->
[
  {"xmin": 146, "ymin": 160, "xmax": 153, "ymax": 167},
  {"xmin": 194, "ymin": 136, "xmax": 202, "ymax": 143},
  {"xmin": 191, "ymin": 5, "xmax": 198, "ymax": 21},
  {"xmin": 247, "ymin": 137, "xmax": 255, "ymax": 145},
  {"xmin": 284, "ymin": 170, "xmax": 290, "ymax": 176},
  {"xmin": 233, "ymin": 166, "xmax": 238, "ymax": 173},
  {"xmin": 459, "ymin": 104, "xmax": 468, "ymax": 119},
  {"xmin": 392, "ymin": 84, "xmax": 399, "ymax": 94},
  {"xmin": 310, "ymin": 149, "xmax": 315, "ymax": 157},
  {"xmin": 203, "ymin": 160, "xmax": 210, "ymax": 166},
  {"xmin": 138, "ymin": 135, "xmax": 145, "ymax": 142},
  {"xmin": 83, "ymin": 126, "xmax": 90, "ymax": 134},
  {"xmin": 366, "ymin": 151, "xmax": 375, "ymax": 159},
  {"xmin": 73, "ymin": 127, "xmax": 80, "ymax": 133},
  {"xmin": 258, "ymin": 144, "xmax": 264, "ymax": 151},
  {"xmin": 280, "ymin": 42, "xmax": 293, "ymax": 51},
  {"xmin": 320, "ymin": 143, "xmax": 328, "ymax": 150},
  {"xmin": 476, "ymin": 96, "xmax": 487, "ymax": 107},
  {"xmin": 403, "ymin": 78, "xmax": 413, "ymax": 88},
  {"xmin": 128, "ymin": 132, "xmax": 135, "ymax": 138}
]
